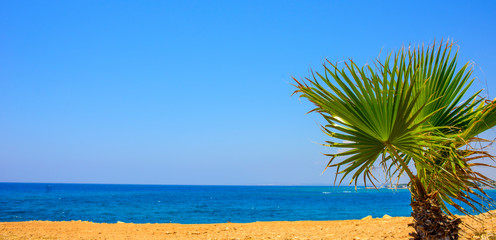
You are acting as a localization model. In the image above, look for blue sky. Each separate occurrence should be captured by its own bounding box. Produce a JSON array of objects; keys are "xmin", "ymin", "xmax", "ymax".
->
[{"xmin": 1, "ymin": 0, "xmax": 495, "ymax": 185}]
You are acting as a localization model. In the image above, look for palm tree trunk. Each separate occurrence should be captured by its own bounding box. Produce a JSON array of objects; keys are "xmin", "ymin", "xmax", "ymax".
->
[{"xmin": 409, "ymin": 194, "xmax": 462, "ymax": 240}]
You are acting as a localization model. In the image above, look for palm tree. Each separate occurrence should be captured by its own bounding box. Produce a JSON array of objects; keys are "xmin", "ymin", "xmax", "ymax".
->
[{"xmin": 293, "ymin": 41, "xmax": 496, "ymax": 240}]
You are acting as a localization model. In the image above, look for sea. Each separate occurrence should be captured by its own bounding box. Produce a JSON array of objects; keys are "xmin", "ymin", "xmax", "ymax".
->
[{"xmin": 1, "ymin": 183, "xmax": 495, "ymax": 224}]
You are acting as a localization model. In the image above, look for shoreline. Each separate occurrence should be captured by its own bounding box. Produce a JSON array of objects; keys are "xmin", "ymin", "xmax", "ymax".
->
[{"xmin": 1, "ymin": 212, "xmax": 495, "ymax": 239}]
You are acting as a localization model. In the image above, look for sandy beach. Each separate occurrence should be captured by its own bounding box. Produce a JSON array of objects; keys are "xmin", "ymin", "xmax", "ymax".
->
[{"xmin": 1, "ymin": 212, "xmax": 495, "ymax": 240}]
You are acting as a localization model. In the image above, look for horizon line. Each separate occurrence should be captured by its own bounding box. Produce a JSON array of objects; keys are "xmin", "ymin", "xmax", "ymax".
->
[{"xmin": 0, "ymin": 181, "xmax": 407, "ymax": 187}]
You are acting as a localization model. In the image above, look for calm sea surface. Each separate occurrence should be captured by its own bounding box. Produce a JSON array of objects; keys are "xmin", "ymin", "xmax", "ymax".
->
[{"xmin": 1, "ymin": 183, "xmax": 494, "ymax": 224}]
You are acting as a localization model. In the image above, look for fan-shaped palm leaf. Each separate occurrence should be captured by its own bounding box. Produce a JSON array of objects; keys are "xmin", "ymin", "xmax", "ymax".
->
[{"xmin": 293, "ymin": 41, "xmax": 496, "ymax": 239}]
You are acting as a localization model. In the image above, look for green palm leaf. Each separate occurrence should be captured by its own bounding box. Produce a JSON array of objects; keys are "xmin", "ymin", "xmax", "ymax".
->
[{"xmin": 293, "ymin": 41, "xmax": 496, "ymax": 220}]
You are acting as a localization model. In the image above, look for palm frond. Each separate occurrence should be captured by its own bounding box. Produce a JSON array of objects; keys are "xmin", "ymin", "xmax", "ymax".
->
[{"xmin": 293, "ymin": 40, "xmax": 496, "ymax": 217}]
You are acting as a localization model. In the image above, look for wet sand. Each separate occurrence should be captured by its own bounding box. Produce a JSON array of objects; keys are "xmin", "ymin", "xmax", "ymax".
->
[{"xmin": 1, "ymin": 212, "xmax": 495, "ymax": 240}]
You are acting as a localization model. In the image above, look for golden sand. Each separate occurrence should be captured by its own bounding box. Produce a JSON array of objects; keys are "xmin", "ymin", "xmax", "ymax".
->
[{"xmin": 1, "ymin": 212, "xmax": 495, "ymax": 240}]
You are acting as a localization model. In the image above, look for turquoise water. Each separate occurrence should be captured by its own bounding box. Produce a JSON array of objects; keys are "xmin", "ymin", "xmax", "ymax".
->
[{"xmin": 0, "ymin": 183, "xmax": 493, "ymax": 224}]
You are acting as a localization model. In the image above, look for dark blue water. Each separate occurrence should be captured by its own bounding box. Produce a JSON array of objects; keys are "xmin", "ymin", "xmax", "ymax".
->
[{"xmin": 0, "ymin": 183, "xmax": 494, "ymax": 224}]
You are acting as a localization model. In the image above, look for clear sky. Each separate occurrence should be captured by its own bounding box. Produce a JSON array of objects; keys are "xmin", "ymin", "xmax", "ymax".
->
[{"xmin": 1, "ymin": 0, "xmax": 495, "ymax": 185}]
